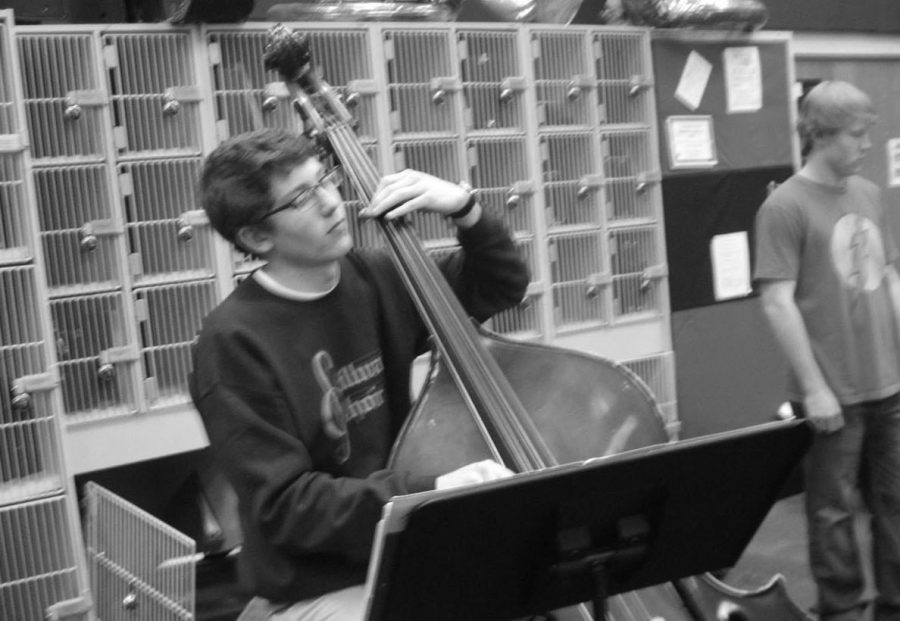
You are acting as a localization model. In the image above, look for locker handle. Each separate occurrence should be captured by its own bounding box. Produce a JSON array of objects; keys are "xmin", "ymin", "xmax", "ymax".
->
[
  {"xmin": 9, "ymin": 382, "xmax": 31, "ymax": 412},
  {"xmin": 344, "ymin": 91, "xmax": 361, "ymax": 109},
  {"xmin": 506, "ymin": 181, "xmax": 535, "ymax": 209},
  {"xmin": 578, "ymin": 174, "xmax": 604, "ymax": 199},
  {"xmin": 97, "ymin": 347, "xmax": 138, "ymax": 384},
  {"xmin": 162, "ymin": 91, "xmax": 181, "ymax": 116},
  {"xmin": 122, "ymin": 580, "xmax": 138, "ymax": 611},
  {"xmin": 80, "ymin": 233, "xmax": 98, "ymax": 251},
  {"xmin": 80, "ymin": 220, "xmax": 121, "ymax": 252},
  {"xmin": 640, "ymin": 264, "xmax": 668, "ymax": 291},
  {"xmin": 567, "ymin": 75, "xmax": 595, "ymax": 101},
  {"xmin": 9, "ymin": 373, "xmax": 58, "ymax": 412},
  {"xmin": 97, "ymin": 362, "xmax": 117, "ymax": 383},
  {"xmin": 262, "ymin": 81, "xmax": 290, "ymax": 113},
  {"xmin": 628, "ymin": 75, "xmax": 653, "ymax": 97},
  {"xmin": 430, "ymin": 76, "xmax": 461, "ymax": 105},
  {"xmin": 64, "ymin": 103, "xmax": 83, "ymax": 121},
  {"xmin": 161, "ymin": 86, "xmax": 201, "ymax": 116},
  {"xmin": 64, "ymin": 89, "xmax": 107, "ymax": 121},
  {"xmin": 262, "ymin": 94, "xmax": 279, "ymax": 112},
  {"xmin": 635, "ymin": 171, "xmax": 660, "ymax": 194},
  {"xmin": 345, "ymin": 79, "xmax": 377, "ymax": 109},
  {"xmin": 176, "ymin": 209, "xmax": 209, "ymax": 241},
  {"xmin": 499, "ymin": 77, "xmax": 526, "ymax": 104},
  {"xmin": 585, "ymin": 273, "xmax": 612, "ymax": 299},
  {"xmin": 176, "ymin": 220, "xmax": 195, "ymax": 241}
]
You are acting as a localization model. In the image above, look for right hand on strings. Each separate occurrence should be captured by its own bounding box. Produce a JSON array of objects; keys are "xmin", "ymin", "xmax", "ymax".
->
[
  {"xmin": 362, "ymin": 169, "xmax": 474, "ymax": 221},
  {"xmin": 435, "ymin": 459, "xmax": 514, "ymax": 490}
]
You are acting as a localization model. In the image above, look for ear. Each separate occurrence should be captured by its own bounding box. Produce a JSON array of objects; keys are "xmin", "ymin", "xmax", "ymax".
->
[{"xmin": 235, "ymin": 224, "xmax": 274, "ymax": 256}]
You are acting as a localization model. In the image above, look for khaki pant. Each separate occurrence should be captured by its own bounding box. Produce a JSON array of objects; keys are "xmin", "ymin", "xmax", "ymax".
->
[{"xmin": 237, "ymin": 585, "xmax": 367, "ymax": 621}]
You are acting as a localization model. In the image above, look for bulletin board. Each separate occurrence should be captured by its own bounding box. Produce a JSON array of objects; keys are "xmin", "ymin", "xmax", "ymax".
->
[
  {"xmin": 652, "ymin": 32, "xmax": 795, "ymax": 176},
  {"xmin": 651, "ymin": 30, "xmax": 797, "ymax": 311}
]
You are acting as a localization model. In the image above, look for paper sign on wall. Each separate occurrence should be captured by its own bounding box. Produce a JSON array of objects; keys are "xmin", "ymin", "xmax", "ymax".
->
[
  {"xmin": 723, "ymin": 46, "xmax": 762, "ymax": 113},
  {"xmin": 666, "ymin": 115, "xmax": 717, "ymax": 169},
  {"xmin": 711, "ymin": 231, "xmax": 752, "ymax": 301},
  {"xmin": 675, "ymin": 50, "xmax": 713, "ymax": 111},
  {"xmin": 887, "ymin": 138, "xmax": 900, "ymax": 187}
]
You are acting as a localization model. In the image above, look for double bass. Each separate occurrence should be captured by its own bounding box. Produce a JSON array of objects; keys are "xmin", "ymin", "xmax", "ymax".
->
[{"xmin": 262, "ymin": 24, "xmax": 811, "ymax": 621}]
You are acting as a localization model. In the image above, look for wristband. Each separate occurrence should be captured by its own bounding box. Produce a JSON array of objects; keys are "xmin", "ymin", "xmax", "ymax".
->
[{"xmin": 450, "ymin": 183, "xmax": 478, "ymax": 219}]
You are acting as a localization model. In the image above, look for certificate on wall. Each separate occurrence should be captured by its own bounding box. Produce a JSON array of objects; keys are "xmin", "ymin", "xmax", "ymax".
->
[{"xmin": 666, "ymin": 115, "xmax": 717, "ymax": 169}]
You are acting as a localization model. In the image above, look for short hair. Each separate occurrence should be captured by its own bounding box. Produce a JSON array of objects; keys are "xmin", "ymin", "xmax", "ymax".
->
[
  {"xmin": 199, "ymin": 128, "xmax": 319, "ymax": 248},
  {"xmin": 797, "ymin": 81, "xmax": 877, "ymax": 155}
]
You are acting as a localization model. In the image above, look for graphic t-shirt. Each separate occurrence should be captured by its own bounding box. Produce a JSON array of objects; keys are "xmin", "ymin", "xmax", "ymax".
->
[{"xmin": 754, "ymin": 174, "xmax": 900, "ymax": 404}]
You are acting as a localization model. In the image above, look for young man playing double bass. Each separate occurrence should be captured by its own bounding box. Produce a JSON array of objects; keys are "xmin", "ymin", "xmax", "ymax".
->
[{"xmin": 189, "ymin": 127, "xmax": 527, "ymax": 620}]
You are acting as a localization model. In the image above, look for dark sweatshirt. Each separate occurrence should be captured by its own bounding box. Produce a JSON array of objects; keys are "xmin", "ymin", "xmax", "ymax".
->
[{"xmin": 189, "ymin": 215, "xmax": 529, "ymax": 603}]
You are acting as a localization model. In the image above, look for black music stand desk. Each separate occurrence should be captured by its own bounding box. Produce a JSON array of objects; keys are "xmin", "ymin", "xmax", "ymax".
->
[{"xmin": 363, "ymin": 418, "xmax": 811, "ymax": 621}]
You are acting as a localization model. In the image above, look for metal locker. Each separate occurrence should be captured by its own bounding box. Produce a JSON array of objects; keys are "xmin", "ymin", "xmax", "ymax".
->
[
  {"xmin": 391, "ymin": 137, "xmax": 461, "ymax": 243},
  {"xmin": 594, "ymin": 30, "xmax": 655, "ymax": 125},
  {"xmin": 16, "ymin": 33, "xmax": 108, "ymax": 163},
  {"xmin": 549, "ymin": 231, "xmax": 609, "ymax": 328},
  {"xmin": 384, "ymin": 28, "xmax": 460, "ymax": 135},
  {"xmin": 33, "ymin": 164, "xmax": 123, "ymax": 294},
  {"xmin": 622, "ymin": 351, "xmax": 679, "ymax": 435},
  {"xmin": 104, "ymin": 31, "xmax": 203, "ymax": 156},
  {"xmin": 134, "ymin": 281, "xmax": 218, "ymax": 408},
  {"xmin": 458, "ymin": 28, "xmax": 525, "ymax": 132},
  {"xmin": 467, "ymin": 136, "xmax": 533, "ymax": 234},
  {"xmin": 0, "ymin": 496, "xmax": 85, "ymax": 621},
  {"xmin": 50, "ymin": 292, "xmax": 138, "ymax": 420},
  {"xmin": 119, "ymin": 158, "xmax": 213, "ymax": 285},
  {"xmin": 0, "ymin": 150, "xmax": 33, "ymax": 264},
  {"xmin": 609, "ymin": 223, "xmax": 663, "ymax": 318},
  {"xmin": 84, "ymin": 481, "xmax": 196, "ymax": 621},
  {"xmin": 0, "ymin": 266, "xmax": 63, "ymax": 500},
  {"xmin": 531, "ymin": 30, "xmax": 595, "ymax": 128},
  {"xmin": 541, "ymin": 132, "xmax": 603, "ymax": 229}
]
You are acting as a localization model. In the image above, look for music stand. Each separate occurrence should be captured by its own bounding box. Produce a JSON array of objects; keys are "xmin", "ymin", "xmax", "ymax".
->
[{"xmin": 363, "ymin": 418, "xmax": 811, "ymax": 621}]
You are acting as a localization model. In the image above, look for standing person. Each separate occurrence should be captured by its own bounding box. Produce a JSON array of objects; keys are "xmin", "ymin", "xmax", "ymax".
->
[
  {"xmin": 754, "ymin": 80, "xmax": 900, "ymax": 621},
  {"xmin": 189, "ymin": 127, "xmax": 528, "ymax": 620}
]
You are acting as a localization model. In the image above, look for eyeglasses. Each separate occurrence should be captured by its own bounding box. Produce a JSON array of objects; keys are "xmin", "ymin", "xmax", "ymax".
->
[{"xmin": 254, "ymin": 166, "xmax": 344, "ymax": 223}]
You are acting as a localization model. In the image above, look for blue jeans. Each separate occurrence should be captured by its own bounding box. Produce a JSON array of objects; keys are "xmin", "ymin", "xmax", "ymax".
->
[{"xmin": 800, "ymin": 392, "xmax": 900, "ymax": 621}]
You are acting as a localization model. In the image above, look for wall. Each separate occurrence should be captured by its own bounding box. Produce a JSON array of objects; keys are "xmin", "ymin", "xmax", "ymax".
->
[
  {"xmin": 765, "ymin": 0, "xmax": 900, "ymax": 34},
  {"xmin": 651, "ymin": 31, "xmax": 796, "ymax": 438}
]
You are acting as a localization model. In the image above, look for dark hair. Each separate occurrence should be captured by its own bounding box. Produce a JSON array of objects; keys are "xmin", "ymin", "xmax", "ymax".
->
[{"xmin": 199, "ymin": 128, "xmax": 319, "ymax": 248}]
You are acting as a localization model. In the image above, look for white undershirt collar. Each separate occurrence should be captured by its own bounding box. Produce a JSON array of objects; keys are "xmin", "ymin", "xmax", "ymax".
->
[{"xmin": 253, "ymin": 267, "xmax": 339, "ymax": 301}]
